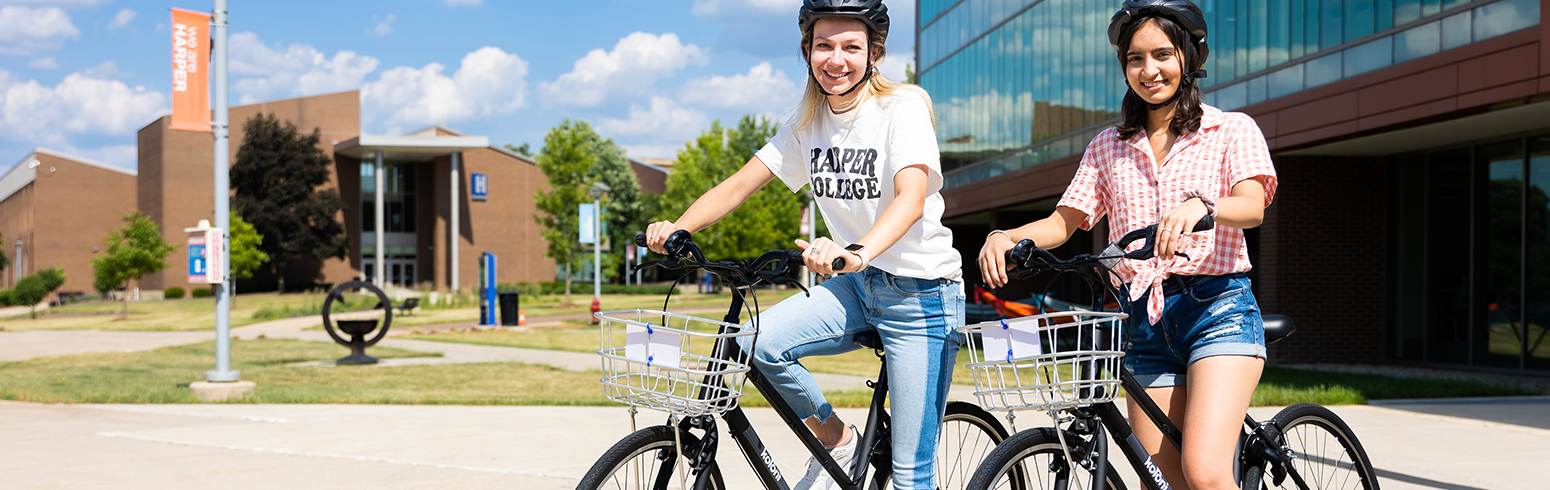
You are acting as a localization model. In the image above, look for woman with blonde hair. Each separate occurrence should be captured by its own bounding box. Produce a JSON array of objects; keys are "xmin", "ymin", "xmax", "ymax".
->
[{"xmin": 643, "ymin": 1, "xmax": 962, "ymax": 488}]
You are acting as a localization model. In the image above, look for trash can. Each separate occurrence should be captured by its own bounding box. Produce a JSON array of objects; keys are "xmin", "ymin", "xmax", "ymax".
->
[{"xmin": 498, "ymin": 292, "xmax": 521, "ymax": 326}]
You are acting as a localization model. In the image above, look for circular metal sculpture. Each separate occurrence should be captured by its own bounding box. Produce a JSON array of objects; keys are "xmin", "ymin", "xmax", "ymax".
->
[{"xmin": 322, "ymin": 281, "xmax": 393, "ymax": 365}]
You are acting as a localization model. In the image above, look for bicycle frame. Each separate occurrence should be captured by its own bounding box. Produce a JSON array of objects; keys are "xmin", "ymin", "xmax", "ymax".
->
[
  {"xmin": 1030, "ymin": 363, "xmax": 1316, "ymax": 490},
  {"xmin": 664, "ymin": 283, "xmax": 893, "ymax": 490}
]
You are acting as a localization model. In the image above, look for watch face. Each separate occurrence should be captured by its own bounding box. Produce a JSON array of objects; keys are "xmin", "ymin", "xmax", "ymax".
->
[{"xmin": 844, "ymin": 244, "xmax": 865, "ymax": 252}]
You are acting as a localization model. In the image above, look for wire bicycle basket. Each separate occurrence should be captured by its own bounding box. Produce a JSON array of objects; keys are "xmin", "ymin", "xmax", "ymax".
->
[
  {"xmin": 597, "ymin": 309, "xmax": 756, "ymax": 418},
  {"xmin": 957, "ymin": 310, "xmax": 1127, "ymax": 412}
]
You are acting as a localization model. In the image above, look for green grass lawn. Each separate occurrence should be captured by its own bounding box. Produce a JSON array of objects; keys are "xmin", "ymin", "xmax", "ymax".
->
[
  {"xmin": 0, "ymin": 337, "xmax": 873, "ymax": 407},
  {"xmin": 402, "ymin": 327, "xmax": 1536, "ymax": 407},
  {"xmin": 0, "ymin": 294, "xmax": 338, "ymax": 332},
  {"xmin": 0, "ymin": 288, "xmax": 802, "ymax": 333}
]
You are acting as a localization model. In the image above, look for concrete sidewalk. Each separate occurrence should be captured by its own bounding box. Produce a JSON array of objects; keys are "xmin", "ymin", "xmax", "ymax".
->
[{"xmin": 1, "ymin": 399, "xmax": 1546, "ymax": 489}]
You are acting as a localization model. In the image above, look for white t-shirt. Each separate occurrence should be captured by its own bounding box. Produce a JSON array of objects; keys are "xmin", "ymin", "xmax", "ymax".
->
[{"xmin": 756, "ymin": 90, "xmax": 961, "ymax": 281}]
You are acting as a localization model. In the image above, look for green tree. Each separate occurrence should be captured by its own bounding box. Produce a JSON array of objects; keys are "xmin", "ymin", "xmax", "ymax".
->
[
  {"xmin": 13, "ymin": 267, "xmax": 64, "ymax": 319},
  {"xmin": 657, "ymin": 116, "xmax": 803, "ymax": 260},
  {"xmin": 231, "ymin": 112, "xmax": 347, "ymax": 293},
  {"xmin": 589, "ymin": 137, "xmax": 644, "ymax": 282},
  {"xmin": 505, "ymin": 142, "xmax": 534, "ymax": 157},
  {"xmin": 229, "ymin": 211, "xmax": 269, "ymax": 280},
  {"xmin": 533, "ymin": 119, "xmax": 598, "ymax": 305},
  {"xmin": 91, "ymin": 212, "xmax": 174, "ymax": 318},
  {"xmin": 0, "ymin": 232, "xmax": 9, "ymax": 274},
  {"xmin": 904, "ymin": 62, "xmax": 916, "ymax": 84}
]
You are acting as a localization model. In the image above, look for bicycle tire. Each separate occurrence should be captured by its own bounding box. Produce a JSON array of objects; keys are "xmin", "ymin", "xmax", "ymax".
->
[
  {"xmin": 1241, "ymin": 403, "xmax": 1378, "ymax": 490},
  {"xmin": 938, "ymin": 402, "xmax": 1015, "ymax": 490},
  {"xmin": 966, "ymin": 427, "xmax": 1127, "ymax": 490},
  {"xmin": 575, "ymin": 425, "xmax": 725, "ymax": 490}
]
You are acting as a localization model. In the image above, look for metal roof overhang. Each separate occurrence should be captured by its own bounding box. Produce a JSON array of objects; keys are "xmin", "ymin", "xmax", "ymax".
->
[{"xmin": 334, "ymin": 134, "xmax": 490, "ymax": 160}]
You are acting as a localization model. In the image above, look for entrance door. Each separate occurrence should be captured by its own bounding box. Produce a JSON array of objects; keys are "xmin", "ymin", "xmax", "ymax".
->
[{"xmin": 363, "ymin": 258, "xmax": 417, "ymax": 289}]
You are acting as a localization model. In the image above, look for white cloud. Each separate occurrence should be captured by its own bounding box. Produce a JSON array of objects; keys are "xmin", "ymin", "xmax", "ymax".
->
[
  {"xmin": 599, "ymin": 97, "xmax": 708, "ymax": 140},
  {"xmin": 443, "ymin": 0, "xmax": 481, "ymax": 6},
  {"xmin": 0, "ymin": 6, "xmax": 78, "ymax": 55},
  {"xmin": 362, "ymin": 46, "xmax": 528, "ymax": 129},
  {"xmin": 539, "ymin": 32, "xmax": 708, "ymax": 107},
  {"xmin": 229, "ymin": 32, "xmax": 380, "ymax": 105},
  {"xmin": 0, "ymin": 69, "xmax": 166, "ymax": 147},
  {"xmin": 107, "ymin": 8, "xmax": 133, "ymax": 30},
  {"xmin": 28, "ymin": 56, "xmax": 54, "ymax": 69},
  {"xmin": 878, "ymin": 54, "xmax": 908, "ymax": 82},
  {"xmin": 370, "ymin": 14, "xmax": 394, "ymax": 37},
  {"xmin": 678, "ymin": 62, "xmax": 798, "ymax": 113}
]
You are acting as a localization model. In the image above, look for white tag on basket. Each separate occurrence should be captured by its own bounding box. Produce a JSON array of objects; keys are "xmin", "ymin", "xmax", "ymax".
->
[
  {"xmin": 626, "ymin": 323, "xmax": 681, "ymax": 368},
  {"xmin": 982, "ymin": 318, "xmax": 1044, "ymax": 362}
]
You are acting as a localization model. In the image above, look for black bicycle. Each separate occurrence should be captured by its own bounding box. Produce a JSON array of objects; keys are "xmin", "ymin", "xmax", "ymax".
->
[
  {"xmin": 576, "ymin": 230, "xmax": 1013, "ymax": 490},
  {"xmin": 963, "ymin": 219, "xmax": 1379, "ymax": 490}
]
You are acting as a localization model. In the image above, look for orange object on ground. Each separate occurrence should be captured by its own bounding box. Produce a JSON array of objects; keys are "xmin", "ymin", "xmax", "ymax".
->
[{"xmin": 518, "ymin": 311, "xmax": 526, "ymax": 326}]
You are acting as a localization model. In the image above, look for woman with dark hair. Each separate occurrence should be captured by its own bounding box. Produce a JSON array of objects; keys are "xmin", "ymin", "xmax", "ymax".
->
[{"xmin": 977, "ymin": 1, "xmax": 1278, "ymax": 490}]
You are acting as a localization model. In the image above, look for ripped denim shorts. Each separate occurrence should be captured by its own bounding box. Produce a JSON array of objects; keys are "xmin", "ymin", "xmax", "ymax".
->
[{"xmin": 1125, "ymin": 272, "xmax": 1267, "ymax": 388}]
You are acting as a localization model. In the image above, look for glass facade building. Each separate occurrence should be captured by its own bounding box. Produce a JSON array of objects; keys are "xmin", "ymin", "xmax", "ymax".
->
[
  {"xmin": 920, "ymin": 0, "xmax": 1550, "ymax": 371},
  {"xmin": 918, "ymin": 0, "xmax": 1542, "ymax": 189}
]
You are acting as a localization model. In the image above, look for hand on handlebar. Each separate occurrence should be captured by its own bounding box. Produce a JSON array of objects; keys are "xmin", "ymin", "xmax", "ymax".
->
[
  {"xmin": 796, "ymin": 237, "xmax": 863, "ymax": 275},
  {"xmin": 643, "ymin": 221, "xmax": 679, "ymax": 255},
  {"xmin": 978, "ymin": 231, "xmax": 1017, "ymax": 289},
  {"xmin": 1156, "ymin": 198, "xmax": 1212, "ymax": 260}
]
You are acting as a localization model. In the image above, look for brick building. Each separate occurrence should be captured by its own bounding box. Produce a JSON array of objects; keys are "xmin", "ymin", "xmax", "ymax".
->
[
  {"xmin": 135, "ymin": 90, "xmax": 556, "ymax": 293},
  {"xmin": 920, "ymin": 0, "xmax": 1550, "ymax": 372},
  {"xmin": 0, "ymin": 148, "xmax": 138, "ymax": 296}
]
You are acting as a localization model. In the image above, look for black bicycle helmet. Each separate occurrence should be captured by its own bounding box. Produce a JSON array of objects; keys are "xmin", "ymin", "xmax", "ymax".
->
[
  {"xmin": 798, "ymin": 0, "xmax": 891, "ymax": 97},
  {"xmin": 1107, "ymin": 0, "xmax": 1209, "ymax": 77},
  {"xmin": 799, "ymin": 0, "xmax": 890, "ymax": 44}
]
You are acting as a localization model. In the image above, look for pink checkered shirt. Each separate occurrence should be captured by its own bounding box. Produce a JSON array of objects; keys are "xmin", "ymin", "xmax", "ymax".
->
[{"xmin": 1057, "ymin": 104, "xmax": 1278, "ymax": 325}]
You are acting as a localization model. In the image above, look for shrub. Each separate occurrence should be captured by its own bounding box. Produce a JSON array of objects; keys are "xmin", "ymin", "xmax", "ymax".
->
[
  {"xmin": 538, "ymin": 282, "xmax": 681, "ymax": 295},
  {"xmin": 14, "ymin": 267, "xmax": 66, "ymax": 318},
  {"xmin": 164, "ymin": 287, "xmax": 186, "ymax": 299},
  {"xmin": 497, "ymin": 282, "xmax": 542, "ymax": 297},
  {"xmin": 0, "ymin": 289, "xmax": 13, "ymax": 306},
  {"xmin": 190, "ymin": 287, "xmax": 214, "ymax": 298}
]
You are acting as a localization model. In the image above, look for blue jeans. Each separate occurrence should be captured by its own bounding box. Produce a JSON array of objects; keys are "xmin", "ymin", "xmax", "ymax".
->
[
  {"xmin": 737, "ymin": 267, "xmax": 964, "ymax": 490},
  {"xmin": 1125, "ymin": 273, "xmax": 1267, "ymax": 388}
]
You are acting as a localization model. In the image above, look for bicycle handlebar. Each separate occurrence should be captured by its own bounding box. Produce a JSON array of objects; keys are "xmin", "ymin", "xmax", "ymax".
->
[
  {"xmin": 635, "ymin": 231, "xmax": 810, "ymax": 294},
  {"xmin": 1004, "ymin": 215, "xmax": 1215, "ymax": 274}
]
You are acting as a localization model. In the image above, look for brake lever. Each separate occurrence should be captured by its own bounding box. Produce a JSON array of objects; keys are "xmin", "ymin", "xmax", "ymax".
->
[{"xmin": 767, "ymin": 274, "xmax": 811, "ymax": 296}]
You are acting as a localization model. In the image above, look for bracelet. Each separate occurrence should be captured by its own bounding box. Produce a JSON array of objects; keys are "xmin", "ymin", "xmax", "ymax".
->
[
  {"xmin": 1183, "ymin": 190, "xmax": 1218, "ymax": 217},
  {"xmin": 987, "ymin": 229, "xmax": 1013, "ymax": 243}
]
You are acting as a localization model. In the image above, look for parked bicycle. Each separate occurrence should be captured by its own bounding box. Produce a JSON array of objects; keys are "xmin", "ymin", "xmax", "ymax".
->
[
  {"xmin": 577, "ymin": 230, "xmax": 1011, "ymax": 490},
  {"xmin": 962, "ymin": 219, "xmax": 1378, "ymax": 490}
]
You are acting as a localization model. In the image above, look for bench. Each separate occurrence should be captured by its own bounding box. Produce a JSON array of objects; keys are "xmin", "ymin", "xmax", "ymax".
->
[{"xmin": 395, "ymin": 297, "xmax": 420, "ymax": 316}]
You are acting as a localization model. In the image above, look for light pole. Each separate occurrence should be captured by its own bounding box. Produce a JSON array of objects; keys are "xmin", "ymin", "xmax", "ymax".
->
[{"xmin": 588, "ymin": 182, "xmax": 611, "ymax": 301}]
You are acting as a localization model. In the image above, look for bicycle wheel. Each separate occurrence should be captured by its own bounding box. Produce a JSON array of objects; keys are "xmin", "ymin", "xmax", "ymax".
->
[
  {"xmin": 1242, "ymin": 403, "xmax": 1378, "ymax": 490},
  {"xmin": 938, "ymin": 402, "xmax": 1014, "ymax": 490},
  {"xmin": 966, "ymin": 427, "xmax": 1126, "ymax": 490},
  {"xmin": 575, "ymin": 425, "xmax": 725, "ymax": 490}
]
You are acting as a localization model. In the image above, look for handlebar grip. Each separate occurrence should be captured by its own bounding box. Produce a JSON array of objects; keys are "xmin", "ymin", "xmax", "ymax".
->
[
  {"xmin": 1192, "ymin": 215, "xmax": 1215, "ymax": 233},
  {"xmin": 831, "ymin": 256, "xmax": 847, "ymax": 271},
  {"xmin": 635, "ymin": 233, "xmax": 647, "ymax": 247},
  {"xmin": 1006, "ymin": 239, "xmax": 1037, "ymax": 268}
]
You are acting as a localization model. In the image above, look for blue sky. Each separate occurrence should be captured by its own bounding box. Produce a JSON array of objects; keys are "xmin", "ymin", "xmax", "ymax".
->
[{"xmin": 0, "ymin": 0, "xmax": 917, "ymax": 171}]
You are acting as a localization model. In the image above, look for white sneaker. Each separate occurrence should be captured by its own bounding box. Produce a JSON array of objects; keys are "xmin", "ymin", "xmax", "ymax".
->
[{"xmin": 797, "ymin": 425, "xmax": 858, "ymax": 490}]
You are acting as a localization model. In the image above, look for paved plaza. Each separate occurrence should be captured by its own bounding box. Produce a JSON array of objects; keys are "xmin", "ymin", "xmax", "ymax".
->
[{"xmin": 0, "ymin": 313, "xmax": 1546, "ymax": 489}]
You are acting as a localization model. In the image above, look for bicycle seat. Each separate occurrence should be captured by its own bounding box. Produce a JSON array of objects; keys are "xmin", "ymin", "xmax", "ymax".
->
[
  {"xmin": 853, "ymin": 330, "xmax": 883, "ymax": 351},
  {"xmin": 1262, "ymin": 314, "xmax": 1296, "ymax": 344}
]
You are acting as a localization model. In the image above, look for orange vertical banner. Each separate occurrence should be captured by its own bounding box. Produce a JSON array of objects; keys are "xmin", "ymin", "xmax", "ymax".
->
[{"xmin": 170, "ymin": 8, "xmax": 211, "ymax": 132}]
